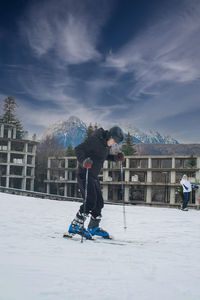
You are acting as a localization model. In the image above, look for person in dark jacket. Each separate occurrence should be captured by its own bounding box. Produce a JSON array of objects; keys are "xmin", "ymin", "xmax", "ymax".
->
[{"xmin": 67, "ymin": 126, "xmax": 124, "ymax": 239}]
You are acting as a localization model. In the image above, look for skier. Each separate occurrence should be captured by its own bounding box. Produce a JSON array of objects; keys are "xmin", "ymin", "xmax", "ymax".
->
[
  {"xmin": 180, "ymin": 174, "xmax": 199, "ymax": 211},
  {"xmin": 66, "ymin": 126, "xmax": 124, "ymax": 239}
]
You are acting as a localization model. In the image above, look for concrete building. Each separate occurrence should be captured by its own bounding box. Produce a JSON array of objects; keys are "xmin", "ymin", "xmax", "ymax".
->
[
  {"xmin": 45, "ymin": 155, "xmax": 200, "ymax": 208},
  {"xmin": 0, "ymin": 122, "xmax": 38, "ymax": 190}
]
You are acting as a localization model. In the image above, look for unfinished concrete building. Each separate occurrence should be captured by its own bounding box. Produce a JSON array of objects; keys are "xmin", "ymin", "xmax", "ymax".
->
[
  {"xmin": 0, "ymin": 122, "xmax": 38, "ymax": 190},
  {"xmin": 45, "ymin": 155, "xmax": 200, "ymax": 208}
]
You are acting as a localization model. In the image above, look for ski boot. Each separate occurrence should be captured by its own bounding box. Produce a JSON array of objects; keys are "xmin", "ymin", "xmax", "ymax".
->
[
  {"xmin": 66, "ymin": 211, "xmax": 92, "ymax": 239},
  {"xmin": 181, "ymin": 207, "xmax": 189, "ymax": 211},
  {"xmin": 87, "ymin": 216, "xmax": 110, "ymax": 239}
]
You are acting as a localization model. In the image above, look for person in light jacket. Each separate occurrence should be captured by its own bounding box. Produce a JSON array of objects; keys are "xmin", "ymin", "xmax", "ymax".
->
[{"xmin": 180, "ymin": 174, "xmax": 199, "ymax": 211}]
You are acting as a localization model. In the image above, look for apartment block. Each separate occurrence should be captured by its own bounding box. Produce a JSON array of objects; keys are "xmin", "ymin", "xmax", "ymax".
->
[
  {"xmin": 0, "ymin": 122, "xmax": 38, "ymax": 190},
  {"xmin": 45, "ymin": 155, "xmax": 200, "ymax": 207}
]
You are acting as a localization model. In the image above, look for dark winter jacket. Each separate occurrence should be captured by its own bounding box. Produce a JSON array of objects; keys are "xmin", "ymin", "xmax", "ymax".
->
[{"xmin": 75, "ymin": 128, "xmax": 117, "ymax": 178}]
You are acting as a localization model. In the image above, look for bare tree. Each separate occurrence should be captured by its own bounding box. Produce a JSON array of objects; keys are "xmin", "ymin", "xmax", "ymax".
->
[{"xmin": 35, "ymin": 136, "xmax": 66, "ymax": 192}]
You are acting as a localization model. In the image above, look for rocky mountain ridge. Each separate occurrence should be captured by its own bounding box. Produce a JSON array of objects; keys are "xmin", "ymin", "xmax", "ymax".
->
[{"xmin": 43, "ymin": 116, "xmax": 179, "ymax": 147}]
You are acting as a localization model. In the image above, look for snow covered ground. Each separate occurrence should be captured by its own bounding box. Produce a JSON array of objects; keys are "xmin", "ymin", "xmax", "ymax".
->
[{"xmin": 0, "ymin": 192, "xmax": 200, "ymax": 300}]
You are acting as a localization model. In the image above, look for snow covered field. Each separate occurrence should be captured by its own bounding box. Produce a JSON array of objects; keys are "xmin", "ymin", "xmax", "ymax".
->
[{"xmin": 0, "ymin": 192, "xmax": 200, "ymax": 300}]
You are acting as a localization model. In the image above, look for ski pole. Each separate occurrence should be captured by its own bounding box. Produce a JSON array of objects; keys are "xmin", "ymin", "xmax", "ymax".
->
[
  {"xmin": 120, "ymin": 161, "xmax": 127, "ymax": 230},
  {"xmin": 81, "ymin": 167, "xmax": 89, "ymax": 243}
]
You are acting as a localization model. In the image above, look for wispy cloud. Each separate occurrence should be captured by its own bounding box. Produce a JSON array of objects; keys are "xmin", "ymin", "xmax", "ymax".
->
[
  {"xmin": 20, "ymin": 0, "xmax": 112, "ymax": 65},
  {"xmin": 16, "ymin": 94, "xmax": 117, "ymax": 138},
  {"xmin": 105, "ymin": 0, "xmax": 200, "ymax": 97},
  {"xmin": 96, "ymin": 0, "xmax": 200, "ymax": 142},
  {"xmin": 14, "ymin": 0, "xmax": 118, "ymax": 135},
  {"xmin": 2, "ymin": 0, "xmax": 199, "ymax": 142}
]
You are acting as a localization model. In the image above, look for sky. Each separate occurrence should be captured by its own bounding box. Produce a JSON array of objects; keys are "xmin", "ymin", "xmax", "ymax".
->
[{"xmin": 0, "ymin": 0, "xmax": 200, "ymax": 143}]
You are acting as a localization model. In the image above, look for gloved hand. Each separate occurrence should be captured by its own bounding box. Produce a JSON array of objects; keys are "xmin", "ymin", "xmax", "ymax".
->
[
  {"xmin": 117, "ymin": 152, "xmax": 125, "ymax": 163},
  {"xmin": 83, "ymin": 157, "xmax": 93, "ymax": 169}
]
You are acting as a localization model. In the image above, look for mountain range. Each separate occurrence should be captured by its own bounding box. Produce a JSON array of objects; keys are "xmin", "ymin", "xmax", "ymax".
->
[{"xmin": 42, "ymin": 116, "xmax": 179, "ymax": 147}]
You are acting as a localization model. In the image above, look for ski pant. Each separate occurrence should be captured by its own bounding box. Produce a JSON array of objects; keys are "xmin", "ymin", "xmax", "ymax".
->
[
  {"xmin": 77, "ymin": 173, "xmax": 104, "ymax": 218},
  {"xmin": 182, "ymin": 192, "xmax": 191, "ymax": 209}
]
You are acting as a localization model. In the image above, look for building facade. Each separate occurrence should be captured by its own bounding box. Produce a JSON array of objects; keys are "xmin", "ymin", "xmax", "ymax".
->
[
  {"xmin": 0, "ymin": 123, "xmax": 38, "ymax": 190},
  {"xmin": 45, "ymin": 155, "xmax": 200, "ymax": 207}
]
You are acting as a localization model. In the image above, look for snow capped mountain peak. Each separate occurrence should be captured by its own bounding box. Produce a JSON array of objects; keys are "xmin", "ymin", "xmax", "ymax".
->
[
  {"xmin": 42, "ymin": 116, "xmax": 179, "ymax": 147},
  {"xmin": 67, "ymin": 116, "xmax": 83, "ymax": 124},
  {"xmin": 148, "ymin": 129, "xmax": 178, "ymax": 144},
  {"xmin": 42, "ymin": 116, "xmax": 88, "ymax": 147},
  {"xmin": 43, "ymin": 116, "xmax": 86, "ymax": 136},
  {"xmin": 105, "ymin": 121, "xmax": 179, "ymax": 144}
]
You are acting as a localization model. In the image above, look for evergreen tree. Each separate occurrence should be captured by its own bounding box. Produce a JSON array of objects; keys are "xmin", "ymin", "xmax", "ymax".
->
[
  {"xmin": 1, "ymin": 96, "xmax": 24, "ymax": 138},
  {"xmin": 188, "ymin": 153, "xmax": 196, "ymax": 168},
  {"xmin": 66, "ymin": 143, "xmax": 76, "ymax": 168},
  {"xmin": 84, "ymin": 123, "xmax": 95, "ymax": 140},
  {"xmin": 122, "ymin": 132, "xmax": 137, "ymax": 155},
  {"xmin": 94, "ymin": 122, "xmax": 98, "ymax": 132},
  {"xmin": 66, "ymin": 143, "xmax": 75, "ymax": 156}
]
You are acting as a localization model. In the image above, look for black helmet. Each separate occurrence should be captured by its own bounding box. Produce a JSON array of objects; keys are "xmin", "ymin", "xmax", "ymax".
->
[{"xmin": 108, "ymin": 126, "xmax": 124, "ymax": 144}]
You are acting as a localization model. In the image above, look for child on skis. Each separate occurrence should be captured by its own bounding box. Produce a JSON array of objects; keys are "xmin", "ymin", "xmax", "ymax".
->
[{"xmin": 66, "ymin": 126, "xmax": 124, "ymax": 239}]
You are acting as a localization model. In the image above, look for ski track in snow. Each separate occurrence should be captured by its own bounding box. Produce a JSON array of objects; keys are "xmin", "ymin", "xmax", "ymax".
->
[{"xmin": 0, "ymin": 192, "xmax": 200, "ymax": 300}]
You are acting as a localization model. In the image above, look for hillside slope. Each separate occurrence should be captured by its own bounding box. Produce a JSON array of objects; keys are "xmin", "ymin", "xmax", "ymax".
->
[{"xmin": 0, "ymin": 193, "xmax": 199, "ymax": 300}]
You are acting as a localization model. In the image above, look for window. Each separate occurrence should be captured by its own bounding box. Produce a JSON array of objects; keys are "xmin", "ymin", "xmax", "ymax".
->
[
  {"xmin": 27, "ymin": 156, "xmax": 33, "ymax": 165},
  {"xmin": 0, "ymin": 153, "xmax": 7, "ymax": 163},
  {"xmin": 152, "ymin": 172, "xmax": 170, "ymax": 183},
  {"xmin": 152, "ymin": 159, "xmax": 161, "ymax": 168},
  {"xmin": 152, "ymin": 186, "xmax": 169, "ymax": 203},
  {"xmin": 28, "ymin": 145, "xmax": 33, "ymax": 153},
  {"xmin": 130, "ymin": 159, "xmax": 148, "ymax": 168},
  {"xmin": 130, "ymin": 171, "xmax": 146, "ymax": 182},
  {"xmin": 129, "ymin": 186, "xmax": 146, "ymax": 202},
  {"xmin": 176, "ymin": 172, "xmax": 195, "ymax": 183},
  {"xmin": 161, "ymin": 159, "xmax": 172, "ymax": 168},
  {"xmin": 11, "ymin": 141, "xmax": 24, "ymax": 152}
]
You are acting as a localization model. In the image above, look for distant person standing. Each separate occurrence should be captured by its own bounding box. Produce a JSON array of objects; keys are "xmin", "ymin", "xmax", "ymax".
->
[{"xmin": 180, "ymin": 174, "xmax": 199, "ymax": 211}]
